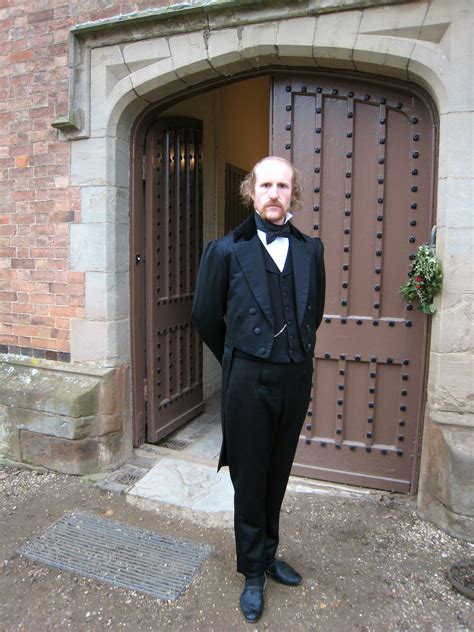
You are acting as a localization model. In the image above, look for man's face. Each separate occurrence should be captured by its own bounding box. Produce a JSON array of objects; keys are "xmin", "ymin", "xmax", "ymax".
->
[{"xmin": 252, "ymin": 158, "xmax": 293, "ymax": 225}]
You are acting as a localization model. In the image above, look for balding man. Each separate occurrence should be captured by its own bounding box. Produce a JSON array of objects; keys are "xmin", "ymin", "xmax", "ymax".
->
[{"xmin": 192, "ymin": 156, "xmax": 325, "ymax": 622}]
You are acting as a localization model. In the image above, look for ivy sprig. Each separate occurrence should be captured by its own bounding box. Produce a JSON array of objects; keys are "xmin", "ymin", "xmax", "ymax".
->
[{"xmin": 400, "ymin": 244, "xmax": 443, "ymax": 314}]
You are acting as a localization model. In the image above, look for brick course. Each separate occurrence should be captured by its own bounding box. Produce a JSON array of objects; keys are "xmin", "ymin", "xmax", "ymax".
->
[{"xmin": 1, "ymin": 1, "xmax": 170, "ymax": 357}]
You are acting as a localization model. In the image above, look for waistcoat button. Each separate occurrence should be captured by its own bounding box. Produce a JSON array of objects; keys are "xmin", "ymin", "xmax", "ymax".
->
[
  {"xmin": 254, "ymin": 327, "xmax": 261, "ymax": 335},
  {"xmin": 249, "ymin": 308, "xmax": 256, "ymax": 315}
]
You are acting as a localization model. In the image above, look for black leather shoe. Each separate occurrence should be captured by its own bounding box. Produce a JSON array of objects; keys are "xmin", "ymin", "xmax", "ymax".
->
[
  {"xmin": 265, "ymin": 559, "xmax": 302, "ymax": 586},
  {"xmin": 240, "ymin": 575, "xmax": 265, "ymax": 622}
]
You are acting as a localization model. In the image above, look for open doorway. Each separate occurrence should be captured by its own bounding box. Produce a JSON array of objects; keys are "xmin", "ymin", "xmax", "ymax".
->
[
  {"xmin": 132, "ymin": 70, "xmax": 435, "ymax": 492},
  {"xmin": 132, "ymin": 76, "xmax": 271, "ymax": 461}
]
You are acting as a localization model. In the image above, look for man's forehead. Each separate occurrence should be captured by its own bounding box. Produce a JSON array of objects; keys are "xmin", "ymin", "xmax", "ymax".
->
[{"xmin": 255, "ymin": 158, "xmax": 293, "ymax": 181}]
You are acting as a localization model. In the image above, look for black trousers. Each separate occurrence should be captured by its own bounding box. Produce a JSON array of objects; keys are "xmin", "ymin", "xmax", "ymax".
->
[{"xmin": 224, "ymin": 354, "xmax": 313, "ymax": 578}]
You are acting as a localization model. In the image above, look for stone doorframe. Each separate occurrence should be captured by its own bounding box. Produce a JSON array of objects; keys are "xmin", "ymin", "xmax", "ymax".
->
[{"xmin": 55, "ymin": 0, "xmax": 472, "ymax": 540}]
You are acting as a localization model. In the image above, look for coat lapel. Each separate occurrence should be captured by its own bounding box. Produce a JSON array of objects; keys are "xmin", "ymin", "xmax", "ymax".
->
[
  {"xmin": 233, "ymin": 236, "xmax": 274, "ymax": 327},
  {"xmin": 290, "ymin": 235, "xmax": 312, "ymax": 327}
]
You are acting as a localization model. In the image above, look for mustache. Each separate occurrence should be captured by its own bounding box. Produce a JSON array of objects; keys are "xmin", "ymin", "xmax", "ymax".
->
[{"xmin": 263, "ymin": 201, "xmax": 284, "ymax": 209}]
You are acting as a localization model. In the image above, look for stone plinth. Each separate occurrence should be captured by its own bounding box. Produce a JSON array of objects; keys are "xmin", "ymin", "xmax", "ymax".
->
[
  {"xmin": 0, "ymin": 354, "xmax": 131, "ymax": 474},
  {"xmin": 418, "ymin": 411, "xmax": 474, "ymax": 542}
]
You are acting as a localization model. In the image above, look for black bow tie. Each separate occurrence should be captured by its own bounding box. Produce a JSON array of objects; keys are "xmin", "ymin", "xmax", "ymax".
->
[{"xmin": 255, "ymin": 213, "xmax": 292, "ymax": 244}]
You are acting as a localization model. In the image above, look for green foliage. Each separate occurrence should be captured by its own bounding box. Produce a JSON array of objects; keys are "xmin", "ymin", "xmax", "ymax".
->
[{"xmin": 400, "ymin": 244, "xmax": 443, "ymax": 314}]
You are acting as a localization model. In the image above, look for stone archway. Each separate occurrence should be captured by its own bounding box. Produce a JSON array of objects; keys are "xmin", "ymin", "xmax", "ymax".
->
[{"xmin": 56, "ymin": 1, "xmax": 472, "ymax": 539}]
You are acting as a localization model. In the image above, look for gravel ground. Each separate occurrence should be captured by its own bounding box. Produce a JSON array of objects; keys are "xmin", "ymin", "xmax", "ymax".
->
[{"xmin": 1, "ymin": 464, "xmax": 473, "ymax": 631}]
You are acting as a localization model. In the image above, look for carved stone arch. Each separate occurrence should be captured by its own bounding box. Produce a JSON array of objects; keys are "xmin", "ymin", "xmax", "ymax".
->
[{"xmin": 61, "ymin": 2, "xmax": 473, "ymax": 538}]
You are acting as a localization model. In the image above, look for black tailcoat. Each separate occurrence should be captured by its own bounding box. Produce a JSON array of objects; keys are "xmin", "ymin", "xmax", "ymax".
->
[{"xmin": 192, "ymin": 214, "xmax": 325, "ymax": 469}]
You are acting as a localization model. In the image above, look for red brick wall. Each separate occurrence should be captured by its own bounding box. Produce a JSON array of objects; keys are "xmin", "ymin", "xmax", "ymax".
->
[{"xmin": 0, "ymin": 1, "xmax": 170, "ymax": 360}]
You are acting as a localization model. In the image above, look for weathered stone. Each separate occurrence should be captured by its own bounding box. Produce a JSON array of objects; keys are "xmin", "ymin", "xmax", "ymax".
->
[
  {"xmin": 0, "ymin": 408, "xmax": 20, "ymax": 461},
  {"xmin": 0, "ymin": 359, "xmax": 101, "ymax": 418},
  {"xmin": 206, "ymin": 28, "xmax": 242, "ymax": 72},
  {"xmin": 70, "ymin": 318, "xmax": 130, "ymax": 365},
  {"xmin": 240, "ymin": 22, "xmax": 280, "ymax": 66},
  {"xmin": 313, "ymin": 9, "xmax": 360, "ymax": 66},
  {"xmin": 430, "ymin": 291, "xmax": 472, "ymax": 355},
  {"xmin": 131, "ymin": 58, "xmax": 184, "ymax": 98},
  {"xmin": 276, "ymin": 16, "xmax": 317, "ymax": 63},
  {"xmin": 427, "ymin": 352, "xmax": 474, "ymax": 415},
  {"xmin": 436, "ymin": 177, "xmax": 474, "ymax": 229},
  {"xmin": 438, "ymin": 112, "xmax": 474, "ymax": 180},
  {"xmin": 169, "ymin": 31, "xmax": 217, "ymax": 83},
  {"xmin": 0, "ymin": 404, "xmax": 96, "ymax": 441},
  {"xmin": 358, "ymin": 1, "xmax": 428, "ymax": 34},
  {"xmin": 353, "ymin": 34, "xmax": 413, "ymax": 78},
  {"xmin": 0, "ymin": 356, "xmax": 128, "ymax": 474},
  {"xmin": 97, "ymin": 364, "xmax": 128, "ymax": 415},
  {"xmin": 81, "ymin": 186, "xmax": 129, "ymax": 224},
  {"xmin": 71, "ymin": 137, "xmax": 109, "ymax": 187},
  {"xmin": 20, "ymin": 429, "xmax": 123, "ymax": 475},
  {"xmin": 122, "ymin": 37, "xmax": 170, "ymax": 71},
  {"xmin": 418, "ymin": 414, "xmax": 474, "ymax": 541},
  {"xmin": 435, "ymin": 227, "xmax": 474, "ymax": 296},
  {"xmin": 85, "ymin": 271, "xmax": 130, "ymax": 321}
]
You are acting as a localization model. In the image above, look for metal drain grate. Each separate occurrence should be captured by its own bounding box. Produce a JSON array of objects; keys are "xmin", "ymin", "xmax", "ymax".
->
[
  {"xmin": 158, "ymin": 438, "xmax": 189, "ymax": 451},
  {"xmin": 107, "ymin": 465, "xmax": 146, "ymax": 487},
  {"xmin": 18, "ymin": 510, "xmax": 212, "ymax": 600}
]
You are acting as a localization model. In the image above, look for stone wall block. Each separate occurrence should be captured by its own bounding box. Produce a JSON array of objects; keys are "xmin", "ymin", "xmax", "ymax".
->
[
  {"xmin": 89, "ymin": 45, "xmax": 130, "ymax": 134},
  {"xmin": 91, "ymin": 76, "xmax": 135, "ymax": 137},
  {"xmin": 429, "ymin": 291, "xmax": 473, "ymax": 355},
  {"xmin": 312, "ymin": 9, "xmax": 360, "ymax": 66},
  {"xmin": 71, "ymin": 221, "xmax": 129, "ymax": 275},
  {"xmin": 20, "ymin": 429, "xmax": 123, "ymax": 475},
  {"xmin": 418, "ymin": 416, "xmax": 474, "ymax": 541},
  {"xmin": 97, "ymin": 364, "xmax": 127, "ymax": 415},
  {"xmin": 0, "ymin": 357, "xmax": 128, "ymax": 473},
  {"xmin": 423, "ymin": 3, "xmax": 474, "ymax": 114},
  {"xmin": 70, "ymin": 223, "xmax": 107, "ymax": 273},
  {"xmin": 122, "ymin": 37, "xmax": 170, "ymax": 70},
  {"xmin": 357, "ymin": 1, "xmax": 428, "ymax": 34},
  {"xmin": 70, "ymin": 320, "xmax": 108, "ymax": 362},
  {"xmin": 427, "ymin": 352, "xmax": 474, "ymax": 415},
  {"xmin": 85, "ymin": 270, "xmax": 129, "ymax": 321},
  {"xmin": 0, "ymin": 406, "xmax": 21, "ymax": 461},
  {"xmin": 407, "ymin": 42, "xmax": 448, "ymax": 114},
  {"xmin": 435, "ymin": 226, "xmax": 474, "ymax": 295},
  {"xmin": 0, "ymin": 362, "xmax": 100, "ymax": 418},
  {"xmin": 436, "ymin": 177, "xmax": 474, "ymax": 229},
  {"xmin": 71, "ymin": 137, "xmax": 109, "ymax": 187},
  {"xmin": 353, "ymin": 34, "xmax": 414, "ymax": 78},
  {"xmin": 438, "ymin": 113, "xmax": 474, "ymax": 180},
  {"xmin": 276, "ymin": 17, "xmax": 317, "ymax": 63},
  {"xmin": 130, "ymin": 58, "xmax": 184, "ymax": 98},
  {"xmin": 92, "ymin": 413, "xmax": 122, "ymax": 436},
  {"xmin": 70, "ymin": 318, "xmax": 130, "ymax": 365},
  {"xmin": 1, "ymin": 404, "xmax": 96, "ymax": 441},
  {"xmin": 240, "ymin": 22, "xmax": 280, "ymax": 67},
  {"xmin": 207, "ymin": 28, "xmax": 243, "ymax": 73},
  {"xmin": 168, "ymin": 31, "xmax": 217, "ymax": 83}
]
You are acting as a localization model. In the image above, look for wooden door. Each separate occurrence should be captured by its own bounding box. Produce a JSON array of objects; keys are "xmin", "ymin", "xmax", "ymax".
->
[
  {"xmin": 143, "ymin": 117, "xmax": 204, "ymax": 443},
  {"xmin": 271, "ymin": 73, "xmax": 436, "ymax": 492}
]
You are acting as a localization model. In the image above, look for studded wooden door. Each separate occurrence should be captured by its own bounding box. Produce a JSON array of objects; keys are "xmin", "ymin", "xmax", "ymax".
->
[
  {"xmin": 271, "ymin": 74, "xmax": 436, "ymax": 492},
  {"xmin": 144, "ymin": 118, "xmax": 204, "ymax": 443}
]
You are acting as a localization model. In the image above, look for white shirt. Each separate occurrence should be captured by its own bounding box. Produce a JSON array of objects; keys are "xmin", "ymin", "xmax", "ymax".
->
[{"xmin": 256, "ymin": 211, "xmax": 293, "ymax": 272}]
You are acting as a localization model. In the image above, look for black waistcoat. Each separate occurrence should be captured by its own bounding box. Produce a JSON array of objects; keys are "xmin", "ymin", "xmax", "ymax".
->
[{"xmin": 261, "ymin": 244, "xmax": 306, "ymax": 363}]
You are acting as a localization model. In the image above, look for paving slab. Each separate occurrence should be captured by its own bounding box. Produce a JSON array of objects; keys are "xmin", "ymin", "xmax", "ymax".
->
[{"xmin": 128, "ymin": 456, "xmax": 234, "ymax": 515}]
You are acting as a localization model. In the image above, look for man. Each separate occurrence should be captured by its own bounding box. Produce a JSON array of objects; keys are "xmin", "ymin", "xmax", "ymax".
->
[{"xmin": 192, "ymin": 156, "xmax": 325, "ymax": 622}]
